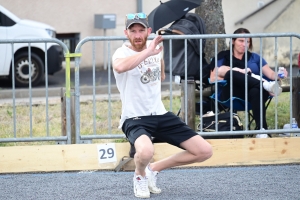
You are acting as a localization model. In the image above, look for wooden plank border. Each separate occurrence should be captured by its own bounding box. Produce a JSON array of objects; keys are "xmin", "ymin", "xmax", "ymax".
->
[{"xmin": 0, "ymin": 138, "xmax": 299, "ymax": 173}]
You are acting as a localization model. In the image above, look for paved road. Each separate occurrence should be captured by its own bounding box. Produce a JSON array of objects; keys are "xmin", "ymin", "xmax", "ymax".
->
[
  {"xmin": 0, "ymin": 66, "xmax": 299, "ymax": 89},
  {"xmin": 0, "ymin": 67, "xmax": 174, "ymax": 89},
  {"xmin": 0, "ymin": 67, "xmax": 179, "ymax": 99},
  {"xmin": 0, "ymin": 67, "xmax": 298, "ymax": 99},
  {"xmin": 0, "ymin": 164, "xmax": 299, "ymax": 200}
]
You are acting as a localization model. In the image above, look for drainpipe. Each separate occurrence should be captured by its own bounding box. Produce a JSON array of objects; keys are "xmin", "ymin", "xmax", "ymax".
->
[{"xmin": 137, "ymin": 0, "xmax": 143, "ymax": 12}]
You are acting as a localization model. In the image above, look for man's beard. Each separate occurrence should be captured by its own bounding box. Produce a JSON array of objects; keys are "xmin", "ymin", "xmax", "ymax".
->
[{"xmin": 129, "ymin": 37, "xmax": 147, "ymax": 51}]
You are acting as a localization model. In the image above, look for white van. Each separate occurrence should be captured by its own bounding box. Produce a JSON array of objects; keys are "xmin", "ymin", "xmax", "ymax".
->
[{"xmin": 0, "ymin": 5, "xmax": 63, "ymax": 87}]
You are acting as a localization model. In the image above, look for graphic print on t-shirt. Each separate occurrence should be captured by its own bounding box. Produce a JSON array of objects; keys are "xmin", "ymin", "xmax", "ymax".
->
[
  {"xmin": 140, "ymin": 66, "xmax": 161, "ymax": 84},
  {"xmin": 137, "ymin": 56, "xmax": 161, "ymax": 84}
]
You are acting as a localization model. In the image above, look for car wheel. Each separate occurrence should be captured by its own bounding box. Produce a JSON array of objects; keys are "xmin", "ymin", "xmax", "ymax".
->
[{"xmin": 10, "ymin": 52, "xmax": 45, "ymax": 87}]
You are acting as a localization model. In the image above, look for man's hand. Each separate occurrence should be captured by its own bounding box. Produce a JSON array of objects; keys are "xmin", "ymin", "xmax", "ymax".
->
[{"xmin": 148, "ymin": 35, "xmax": 163, "ymax": 56}]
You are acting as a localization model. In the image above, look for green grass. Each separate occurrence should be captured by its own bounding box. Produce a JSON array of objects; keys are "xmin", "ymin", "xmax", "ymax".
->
[
  {"xmin": 237, "ymin": 92, "xmax": 291, "ymax": 130},
  {"xmin": 0, "ymin": 93, "xmax": 292, "ymax": 146},
  {"xmin": 0, "ymin": 96, "xmax": 181, "ymax": 146}
]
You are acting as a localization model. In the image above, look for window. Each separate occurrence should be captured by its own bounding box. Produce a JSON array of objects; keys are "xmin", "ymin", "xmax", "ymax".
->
[
  {"xmin": 0, "ymin": 12, "xmax": 16, "ymax": 27},
  {"xmin": 56, "ymin": 33, "xmax": 80, "ymax": 59}
]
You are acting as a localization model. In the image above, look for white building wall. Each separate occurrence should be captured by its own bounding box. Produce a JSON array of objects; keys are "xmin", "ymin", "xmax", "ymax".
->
[
  {"xmin": 264, "ymin": 0, "xmax": 300, "ymax": 67},
  {"xmin": 1, "ymin": 0, "xmax": 298, "ymax": 68},
  {"xmin": 222, "ymin": 0, "xmax": 298, "ymax": 66},
  {"xmin": 0, "ymin": 0, "xmax": 141, "ymax": 68},
  {"xmin": 222, "ymin": 0, "xmax": 273, "ymax": 35}
]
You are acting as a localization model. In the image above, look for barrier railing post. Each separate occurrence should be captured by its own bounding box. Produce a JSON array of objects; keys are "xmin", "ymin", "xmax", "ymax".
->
[
  {"xmin": 180, "ymin": 79, "xmax": 196, "ymax": 130},
  {"xmin": 61, "ymin": 88, "xmax": 66, "ymax": 137},
  {"xmin": 61, "ymin": 88, "xmax": 76, "ymax": 144},
  {"xmin": 64, "ymin": 53, "xmax": 81, "ymax": 144},
  {"xmin": 64, "ymin": 52, "xmax": 72, "ymax": 144}
]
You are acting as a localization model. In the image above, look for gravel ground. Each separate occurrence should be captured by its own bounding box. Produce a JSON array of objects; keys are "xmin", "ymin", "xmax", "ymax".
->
[{"xmin": 0, "ymin": 164, "xmax": 299, "ymax": 200}]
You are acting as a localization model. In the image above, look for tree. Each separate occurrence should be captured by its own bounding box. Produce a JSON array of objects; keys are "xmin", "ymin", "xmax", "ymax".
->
[{"xmin": 195, "ymin": 0, "xmax": 227, "ymax": 62}]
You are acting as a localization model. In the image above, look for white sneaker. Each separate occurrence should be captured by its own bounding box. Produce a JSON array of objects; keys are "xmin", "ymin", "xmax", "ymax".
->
[
  {"xmin": 279, "ymin": 133, "xmax": 291, "ymax": 137},
  {"xmin": 145, "ymin": 165, "xmax": 162, "ymax": 194},
  {"xmin": 256, "ymin": 128, "xmax": 269, "ymax": 138},
  {"xmin": 263, "ymin": 81, "xmax": 282, "ymax": 96},
  {"xmin": 256, "ymin": 134, "xmax": 269, "ymax": 138},
  {"xmin": 133, "ymin": 175, "xmax": 150, "ymax": 198},
  {"xmin": 203, "ymin": 111, "xmax": 215, "ymax": 117}
]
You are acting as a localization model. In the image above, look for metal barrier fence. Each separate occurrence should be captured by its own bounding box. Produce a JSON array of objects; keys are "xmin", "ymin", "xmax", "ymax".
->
[
  {"xmin": 0, "ymin": 38, "xmax": 72, "ymax": 144},
  {"xmin": 1, "ymin": 33, "xmax": 300, "ymax": 144},
  {"xmin": 73, "ymin": 33, "xmax": 300, "ymax": 143}
]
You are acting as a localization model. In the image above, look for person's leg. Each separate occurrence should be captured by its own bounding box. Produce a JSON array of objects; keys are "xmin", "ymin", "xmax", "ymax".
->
[
  {"xmin": 122, "ymin": 117, "xmax": 157, "ymax": 198},
  {"xmin": 132, "ymin": 135, "xmax": 153, "ymax": 198},
  {"xmin": 149, "ymin": 113, "xmax": 212, "ymax": 172},
  {"xmin": 220, "ymin": 71, "xmax": 270, "ymax": 133},
  {"xmin": 262, "ymin": 81, "xmax": 282, "ymax": 96},
  {"xmin": 145, "ymin": 134, "xmax": 212, "ymax": 195},
  {"xmin": 250, "ymin": 71, "xmax": 282, "ymax": 96},
  {"xmin": 221, "ymin": 70, "xmax": 261, "ymax": 100},
  {"xmin": 149, "ymin": 135, "xmax": 212, "ymax": 172},
  {"xmin": 134, "ymin": 135, "xmax": 154, "ymax": 176},
  {"xmin": 124, "ymin": 113, "xmax": 212, "ymax": 196},
  {"xmin": 248, "ymin": 87, "xmax": 269, "ymax": 129}
]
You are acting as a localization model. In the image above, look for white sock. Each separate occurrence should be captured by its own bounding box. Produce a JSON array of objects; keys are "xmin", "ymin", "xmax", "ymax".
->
[{"xmin": 147, "ymin": 164, "xmax": 153, "ymax": 172}]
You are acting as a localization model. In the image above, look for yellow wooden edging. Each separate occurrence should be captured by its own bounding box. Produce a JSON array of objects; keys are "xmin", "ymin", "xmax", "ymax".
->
[{"xmin": 0, "ymin": 138, "xmax": 299, "ymax": 173}]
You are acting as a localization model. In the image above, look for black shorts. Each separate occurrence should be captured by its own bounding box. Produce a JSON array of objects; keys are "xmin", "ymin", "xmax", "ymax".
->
[{"xmin": 121, "ymin": 112, "xmax": 198, "ymax": 148}]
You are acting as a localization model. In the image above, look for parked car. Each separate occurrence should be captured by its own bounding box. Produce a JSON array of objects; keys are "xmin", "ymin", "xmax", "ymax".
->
[{"xmin": 0, "ymin": 5, "xmax": 63, "ymax": 87}]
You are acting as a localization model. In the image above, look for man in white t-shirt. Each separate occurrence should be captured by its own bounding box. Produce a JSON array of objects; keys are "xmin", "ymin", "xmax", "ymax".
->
[{"xmin": 112, "ymin": 12, "xmax": 212, "ymax": 199}]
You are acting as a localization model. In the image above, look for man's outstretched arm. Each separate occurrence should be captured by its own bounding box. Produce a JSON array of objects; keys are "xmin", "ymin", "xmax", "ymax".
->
[{"xmin": 113, "ymin": 36, "xmax": 163, "ymax": 74}]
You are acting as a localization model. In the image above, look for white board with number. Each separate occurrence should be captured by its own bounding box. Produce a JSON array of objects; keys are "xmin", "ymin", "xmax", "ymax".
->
[{"xmin": 97, "ymin": 143, "xmax": 117, "ymax": 164}]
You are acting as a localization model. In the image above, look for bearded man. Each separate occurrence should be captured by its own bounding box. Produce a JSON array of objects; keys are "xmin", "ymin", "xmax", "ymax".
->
[{"xmin": 112, "ymin": 12, "xmax": 212, "ymax": 199}]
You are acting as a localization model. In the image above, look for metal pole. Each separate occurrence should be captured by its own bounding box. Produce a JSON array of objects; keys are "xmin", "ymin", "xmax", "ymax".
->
[
  {"xmin": 180, "ymin": 79, "xmax": 195, "ymax": 130},
  {"xmin": 137, "ymin": 0, "xmax": 143, "ymax": 12},
  {"xmin": 103, "ymin": 29, "xmax": 107, "ymax": 70}
]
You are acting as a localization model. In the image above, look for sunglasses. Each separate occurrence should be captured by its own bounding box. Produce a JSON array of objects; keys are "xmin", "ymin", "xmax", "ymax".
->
[{"xmin": 126, "ymin": 13, "xmax": 147, "ymax": 20}]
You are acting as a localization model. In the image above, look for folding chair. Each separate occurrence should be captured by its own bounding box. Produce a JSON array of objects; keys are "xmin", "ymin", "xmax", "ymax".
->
[{"xmin": 209, "ymin": 79, "xmax": 273, "ymax": 136}]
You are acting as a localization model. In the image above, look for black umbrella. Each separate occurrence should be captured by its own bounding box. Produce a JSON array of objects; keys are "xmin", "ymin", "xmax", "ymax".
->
[{"xmin": 148, "ymin": 0, "xmax": 202, "ymax": 33}]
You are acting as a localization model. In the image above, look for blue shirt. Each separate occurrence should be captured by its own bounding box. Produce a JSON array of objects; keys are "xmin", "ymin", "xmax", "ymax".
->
[{"xmin": 216, "ymin": 52, "xmax": 267, "ymax": 76}]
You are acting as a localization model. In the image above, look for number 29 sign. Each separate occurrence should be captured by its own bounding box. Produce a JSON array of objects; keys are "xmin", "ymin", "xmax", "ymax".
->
[{"xmin": 97, "ymin": 143, "xmax": 117, "ymax": 164}]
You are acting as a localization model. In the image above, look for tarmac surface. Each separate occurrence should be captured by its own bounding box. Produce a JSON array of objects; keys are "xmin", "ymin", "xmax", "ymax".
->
[
  {"xmin": 0, "ymin": 67, "xmax": 181, "ymax": 101},
  {"xmin": 0, "ymin": 164, "xmax": 299, "ymax": 200},
  {"xmin": 0, "ymin": 66, "xmax": 299, "ymax": 99},
  {"xmin": 0, "ymin": 68, "xmax": 299, "ymax": 200}
]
